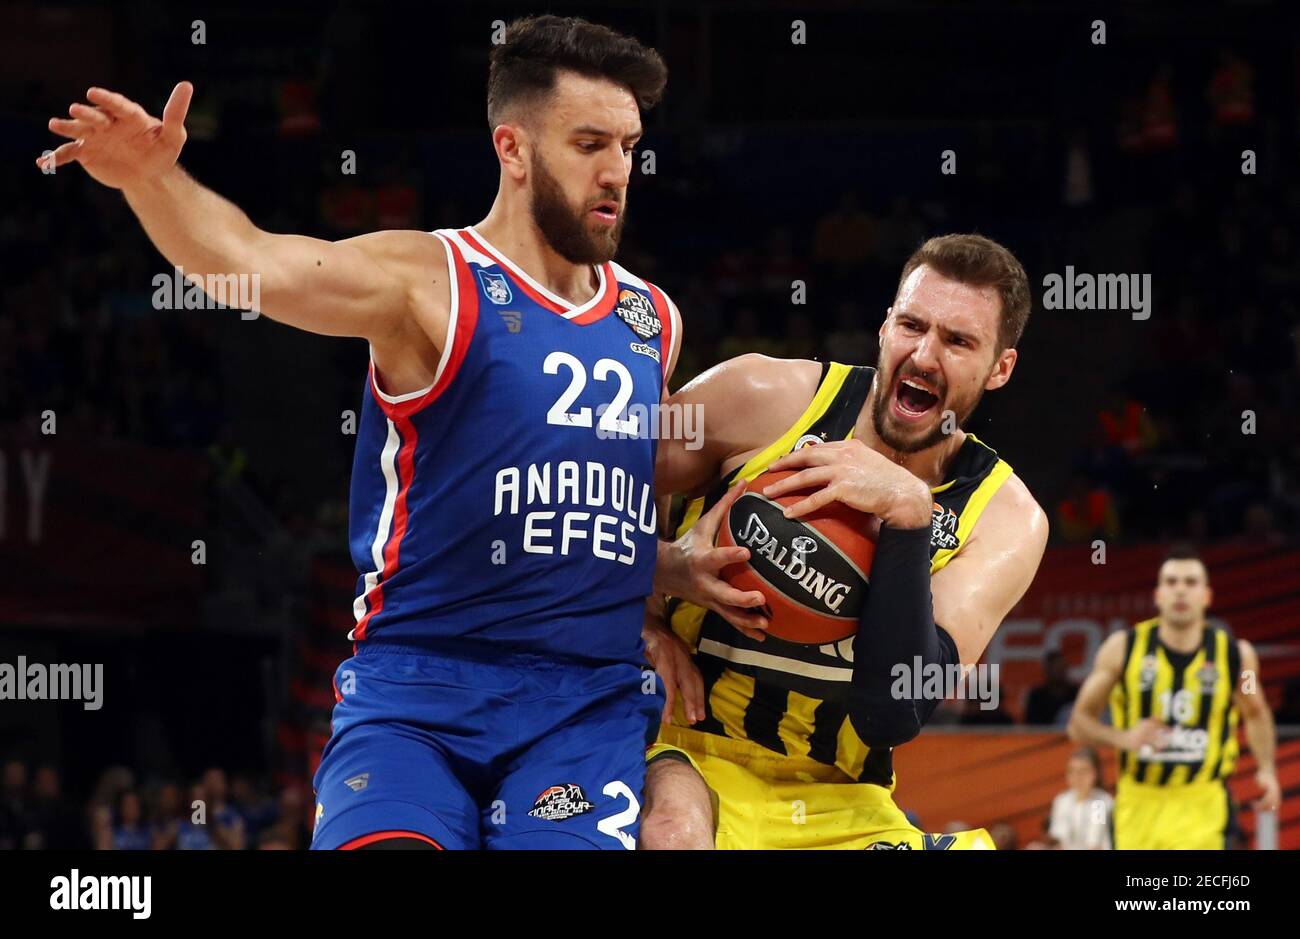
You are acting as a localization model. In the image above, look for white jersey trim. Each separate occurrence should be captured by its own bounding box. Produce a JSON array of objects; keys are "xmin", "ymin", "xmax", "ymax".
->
[
  {"xmin": 464, "ymin": 225, "xmax": 606, "ymax": 320},
  {"xmin": 697, "ymin": 638, "xmax": 853, "ymax": 682},
  {"xmin": 350, "ymin": 418, "xmax": 403, "ymax": 637},
  {"xmin": 367, "ymin": 230, "xmax": 461, "ymax": 404},
  {"xmin": 665, "ymin": 291, "xmax": 683, "ymax": 377},
  {"xmin": 608, "ymin": 260, "xmax": 648, "ymax": 290}
]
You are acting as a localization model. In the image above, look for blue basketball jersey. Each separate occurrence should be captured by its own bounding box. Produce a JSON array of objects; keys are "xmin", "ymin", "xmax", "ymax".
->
[{"xmin": 346, "ymin": 227, "xmax": 680, "ymax": 665}]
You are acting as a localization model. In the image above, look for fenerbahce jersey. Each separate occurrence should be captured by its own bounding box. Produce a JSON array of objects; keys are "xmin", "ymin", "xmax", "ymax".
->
[
  {"xmin": 347, "ymin": 227, "xmax": 681, "ymax": 665},
  {"xmin": 666, "ymin": 362, "xmax": 1013, "ymax": 786},
  {"xmin": 1110, "ymin": 618, "xmax": 1242, "ymax": 786}
]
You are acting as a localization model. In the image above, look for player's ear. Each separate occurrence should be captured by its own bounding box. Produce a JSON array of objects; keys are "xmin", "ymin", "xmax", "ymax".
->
[
  {"xmin": 493, "ymin": 123, "xmax": 528, "ymax": 181},
  {"xmin": 984, "ymin": 347, "xmax": 1017, "ymax": 391}
]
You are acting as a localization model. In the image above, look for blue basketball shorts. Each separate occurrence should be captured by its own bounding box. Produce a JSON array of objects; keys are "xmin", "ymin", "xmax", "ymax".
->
[{"xmin": 310, "ymin": 641, "xmax": 663, "ymax": 850}]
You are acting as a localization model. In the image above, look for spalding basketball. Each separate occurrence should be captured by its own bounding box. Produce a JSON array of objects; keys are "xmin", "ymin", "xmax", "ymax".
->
[{"xmin": 717, "ymin": 469, "xmax": 879, "ymax": 645}]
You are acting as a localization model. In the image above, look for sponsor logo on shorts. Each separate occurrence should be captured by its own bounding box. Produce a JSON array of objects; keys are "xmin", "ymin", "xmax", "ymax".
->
[
  {"xmin": 478, "ymin": 269, "xmax": 513, "ymax": 305},
  {"xmin": 866, "ymin": 840, "xmax": 913, "ymax": 850},
  {"xmin": 615, "ymin": 289, "xmax": 661, "ymax": 340},
  {"xmin": 527, "ymin": 783, "xmax": 595, "ymax": 821}
]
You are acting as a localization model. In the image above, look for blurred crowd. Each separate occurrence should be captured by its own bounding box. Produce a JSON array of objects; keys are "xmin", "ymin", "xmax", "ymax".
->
[
  {"xmin": 3, "ymin": 45, "xmax": 1296, "ymax": 547},
  {"xmin": 0, "ymin": 758, "xmax": 312, "ymax": 851}
]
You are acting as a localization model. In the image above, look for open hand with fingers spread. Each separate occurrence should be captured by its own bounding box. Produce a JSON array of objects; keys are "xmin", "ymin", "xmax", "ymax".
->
[
  {"xmin": 38, "ymin": 82, "xmax": 193, "ymax": 190},
  {"xmin": 654, "ymin": 480, "xmax": 771, "ymax": 642}
]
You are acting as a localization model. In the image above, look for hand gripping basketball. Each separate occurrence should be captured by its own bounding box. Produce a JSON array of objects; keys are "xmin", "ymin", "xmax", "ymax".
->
[{"xmin": 659, "ymin": 480, "xmax": 771, "ymax": 642}]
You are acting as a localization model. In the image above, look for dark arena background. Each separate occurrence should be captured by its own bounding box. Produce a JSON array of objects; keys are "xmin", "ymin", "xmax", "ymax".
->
[{"xmin": 1, "ymin": 0, "xmax": 1298, "ymax": 899}]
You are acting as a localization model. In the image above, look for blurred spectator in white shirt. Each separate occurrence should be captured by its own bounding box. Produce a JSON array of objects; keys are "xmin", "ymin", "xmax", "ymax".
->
[{"xmin": 1048, "ymin": 748, "xmax": 1113, "ymax": 849}]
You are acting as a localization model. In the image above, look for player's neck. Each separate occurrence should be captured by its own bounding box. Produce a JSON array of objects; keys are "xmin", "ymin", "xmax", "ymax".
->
[
  {"xmin": 854, "ymin": 393, "xmax": 966, "ymax": 488},
  {"xmin": 474, "ymin": 200, "xmax": 601, "ymax": 307},
  {"xmin": 1156, "ymin": 617, "xmax": 1205, "ymax": 652}
]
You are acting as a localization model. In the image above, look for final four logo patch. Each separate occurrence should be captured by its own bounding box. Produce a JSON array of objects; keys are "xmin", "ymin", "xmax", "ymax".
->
[{"xmin": 615, "ymin": 289, "xmax": 662, "ymax": 340}]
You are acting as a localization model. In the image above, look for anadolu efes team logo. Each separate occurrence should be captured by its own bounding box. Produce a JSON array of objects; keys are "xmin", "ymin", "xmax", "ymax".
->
[
  {"xmin": 615, "ymin": 289, "xmax": 662, "ymax": 340},
  {"xmin": 477, "ymin": 269, "xmax": 513, "ymax": 305}
]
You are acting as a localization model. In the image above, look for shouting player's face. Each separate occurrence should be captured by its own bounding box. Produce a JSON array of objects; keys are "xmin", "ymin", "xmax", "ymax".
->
[
  {"xmin": 528, "ymin": 71, "xmax": 639, "ymax": 264},
  {"xmin": 871, "ymin": 265, "xmax": 1017, "ymax": 453},
  {"xmin": 1154, "ymin": 559, "xmax": 1212, "ymax": 628}
]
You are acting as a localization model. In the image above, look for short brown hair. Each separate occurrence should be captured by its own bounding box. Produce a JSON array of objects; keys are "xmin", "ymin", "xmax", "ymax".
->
[
  {"xmin": 897, "ymin": 234, "xmax": 1031, "ymax": 352},
  {"xmin": 487, "ymin": 16, "xmax": 668, "ymax": 129}
]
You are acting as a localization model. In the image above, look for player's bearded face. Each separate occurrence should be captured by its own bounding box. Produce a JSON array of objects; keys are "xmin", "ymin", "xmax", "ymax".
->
[
  {"xmin": 870, "ymin": 346, "xmax": 988, "ymax": 453},
  {"xmin": 529, "ymin": 148, "xmax": 625, "ymax": 264}
]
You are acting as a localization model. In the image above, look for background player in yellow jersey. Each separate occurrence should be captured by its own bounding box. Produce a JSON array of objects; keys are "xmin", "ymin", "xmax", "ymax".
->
[
  {"xmin": 1068, "ymin": 549, "xmax": 1281, "ymax": 849},
  {"xmin": 639, "ymin": 235, "xmax": 1049, "ymax": 849}
]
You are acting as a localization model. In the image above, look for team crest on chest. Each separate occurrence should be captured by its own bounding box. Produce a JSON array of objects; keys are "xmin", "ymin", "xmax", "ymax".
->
[
  {"xmin": 615, "ymin": 288, "xmax": 661, "ymax": 339},
  {"xmin": 1138, "ymin": 654, "xmax": 1159, "ymax": 691},
  {"xmin": 477, "ymin": 269, "xmax": 513, "ymax": 305}
]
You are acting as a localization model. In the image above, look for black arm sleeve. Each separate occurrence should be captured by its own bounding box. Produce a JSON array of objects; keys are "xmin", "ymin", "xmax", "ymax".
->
[{"xmin": 847, "ymin": 525, "xmax": 960, "ymax": 748}]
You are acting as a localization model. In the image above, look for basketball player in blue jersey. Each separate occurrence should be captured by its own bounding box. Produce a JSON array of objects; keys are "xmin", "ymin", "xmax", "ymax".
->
[
  {"xmin": 40, "ymin": 16, "xmax": 687, "ymax": 849},
  {"xmin": 637, "ymin": 236, "xmax": 1051, "ymax": 848}
]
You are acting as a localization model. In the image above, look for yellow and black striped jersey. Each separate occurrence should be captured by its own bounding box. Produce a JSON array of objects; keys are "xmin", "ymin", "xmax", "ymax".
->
[
  {"xmin": 666, "ymin": 361, "xmax": 1013, "ymax": 787},
  {"xmin": 1110, "ymin": 617, "xmax": 1242, "ymax": 785}
]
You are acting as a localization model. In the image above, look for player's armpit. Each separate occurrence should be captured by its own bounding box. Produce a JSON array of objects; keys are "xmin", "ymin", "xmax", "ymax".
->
[{"xmin": 929, "ymin": 473, "xmax": 1048, "ymax": 665}]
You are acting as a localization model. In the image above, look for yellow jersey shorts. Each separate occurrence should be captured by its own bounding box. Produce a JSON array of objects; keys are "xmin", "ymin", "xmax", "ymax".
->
[
  {"xmin": 1114, "ymin": 777, "xmax": 1230, "ymax": 850},
  {"xmin": 648, "ymin": 724, "xmax": 994, "ymax": 850}
]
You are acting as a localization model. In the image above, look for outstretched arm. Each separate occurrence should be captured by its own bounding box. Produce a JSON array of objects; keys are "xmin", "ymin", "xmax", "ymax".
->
[{"xmin": 40, "ymin": 82, "xmax": 441, "ymax": 346}]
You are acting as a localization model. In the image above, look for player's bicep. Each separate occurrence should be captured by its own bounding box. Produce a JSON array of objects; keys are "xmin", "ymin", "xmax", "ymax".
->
[
  {"xmin": 249, "ymin": 229, "xmax": 426, "ymax": 339},
  {"xmin": 930, "ymin": 483, "xmax": 1048, "ymax": 664}
]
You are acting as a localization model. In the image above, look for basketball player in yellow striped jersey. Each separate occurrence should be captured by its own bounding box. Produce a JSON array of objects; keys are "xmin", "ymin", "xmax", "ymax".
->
[
  {"xmin": 1069, "ymin": 549, "xmax": 1280, "ymax": 849},
  {"xmin": 638, "ymin": 235, "xmax": 1049, "ymax": 849}
]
